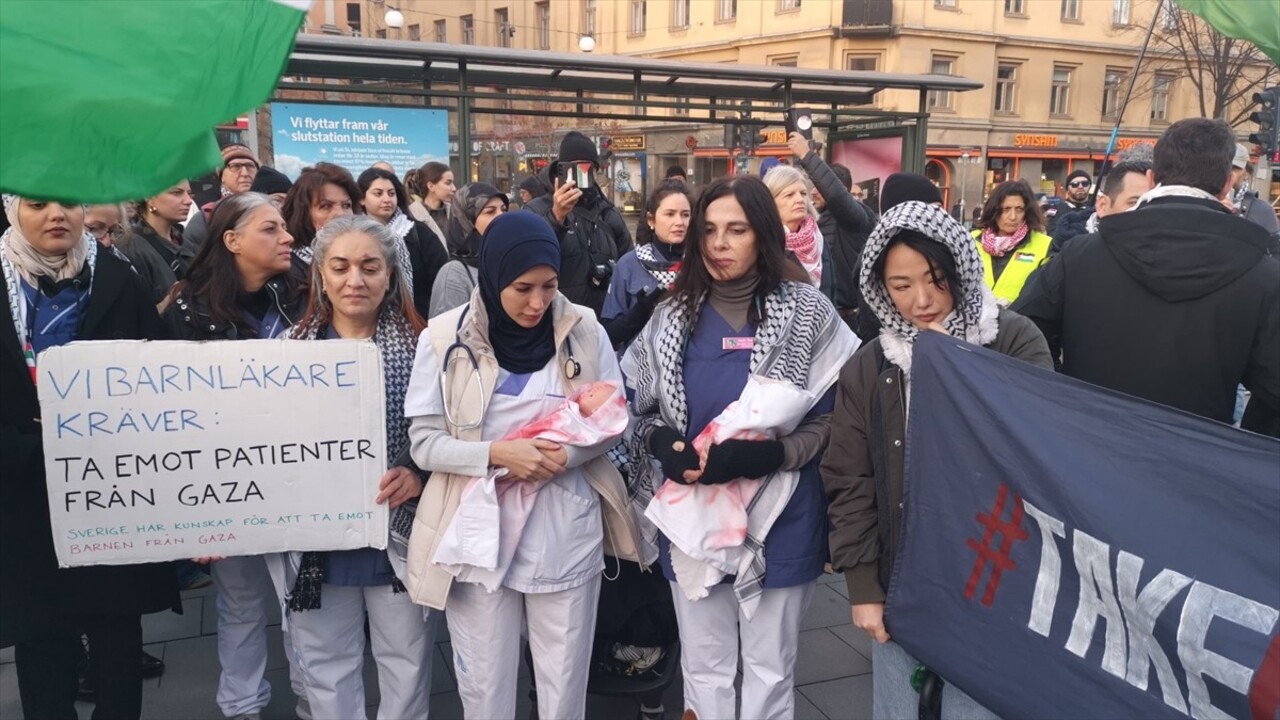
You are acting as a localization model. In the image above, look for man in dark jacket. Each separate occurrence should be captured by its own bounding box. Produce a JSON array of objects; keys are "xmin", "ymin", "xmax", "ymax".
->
[
  {"xmin": 1044, "ymin": 168, "xmax": 1093, "ymax": 235},
  {"xmin": 1012, "ymin": 118, "xmax": 1280, "ymax": 436},
  {"xmin": 525, "ymin": 131, "xmax": 633, "ymax": 315},
  {"xmin": 787, "ymin": 133, "xmax": 874, "ymax": 331},
  {"xmin": 1049, "ymin": 159, "xmax": 1152, "ymax": 255}
]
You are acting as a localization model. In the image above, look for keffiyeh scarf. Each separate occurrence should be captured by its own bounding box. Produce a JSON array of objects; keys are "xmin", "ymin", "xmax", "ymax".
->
[
  {"xmin": 634, "ymin": 242, "xmax": 681, "ymax": 289},
  {"xmin": 622, "ymin": 280, "xmax": 856, "ymax": 619},
  {"xmin": 285, "ymin": 305, "xmax": 420, "ymax": 610},
  {"xmin": 859, "ymin": 201, "xmax": 998, "ymax": 377},
  {"xmin": 785, "ymin": 215, "xmax": 823, "ymax": 285},
  {"xmin": 385, "ymin": 210, "xmax": 417, "ymax": 296},
  {"xmin": 980, "ymin": 222, "xmax": 1029, "ymax": 257}
]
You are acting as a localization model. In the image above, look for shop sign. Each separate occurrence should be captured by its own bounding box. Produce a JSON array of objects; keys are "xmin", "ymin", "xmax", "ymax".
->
[
  {"xmin": 1115, "ymin": 137, "xmax": 1155, "ymax": 151},
  {"xmin": 763, "ymin": 129, "xmax": 788, "ymax": 145},
  {"xmin": 1014, "ymin": 134, "xmax": 1059, "ymax": 148},
  {"xmin": 612, "ymin": 135, "xmax": 646, "ymax": 151}
]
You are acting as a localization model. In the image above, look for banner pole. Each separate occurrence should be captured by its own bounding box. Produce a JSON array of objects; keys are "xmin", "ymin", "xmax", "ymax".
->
[{"xmin": 1094, "ymin": 0, "xmax": 1164, "ymax": 203}]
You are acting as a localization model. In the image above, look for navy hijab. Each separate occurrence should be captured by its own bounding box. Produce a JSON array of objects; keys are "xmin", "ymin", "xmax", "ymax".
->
[{"xmin": 478, "ymin": 212, "xmax": 561, "ymax": 374}]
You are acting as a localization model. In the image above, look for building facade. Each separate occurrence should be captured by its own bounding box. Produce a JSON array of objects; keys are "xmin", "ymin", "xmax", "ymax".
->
[{"xmin": 301, "ymin": 0, "xmax": 1274, "ymax": 211}]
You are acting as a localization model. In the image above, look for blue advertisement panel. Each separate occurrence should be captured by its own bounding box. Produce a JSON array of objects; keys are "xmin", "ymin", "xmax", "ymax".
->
[
  {"xmin": 887, "ymin": 333, "xmax": 1280, "ymax": 720},
  {"xmin": 269, "ymin": 102, "xmax": 448, "ymax": 180}
]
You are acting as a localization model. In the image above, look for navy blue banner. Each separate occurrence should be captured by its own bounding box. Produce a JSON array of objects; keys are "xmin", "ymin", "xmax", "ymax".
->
[{"xmin": 887, "ymin": 333, "xmax": 1280, "ymax": 720}]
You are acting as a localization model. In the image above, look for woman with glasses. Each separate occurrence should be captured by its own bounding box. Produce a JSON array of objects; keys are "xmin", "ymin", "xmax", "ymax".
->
[
  {"xmin": 971, "ymin": 179, "xmax": 1050, "ymax": 306},
  {"xmin": 125, "ymin": 181, "xmax": 195, "ymax": 306},
  {"xmin": 85, "ymin": 204, "xmax": 131, "ymax": 259}
]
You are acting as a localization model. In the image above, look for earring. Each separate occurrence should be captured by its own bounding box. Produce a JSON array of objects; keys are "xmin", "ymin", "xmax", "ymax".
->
[{"xmin": 149, "ymin": 206, "xmax": 158, "ymax": 214}]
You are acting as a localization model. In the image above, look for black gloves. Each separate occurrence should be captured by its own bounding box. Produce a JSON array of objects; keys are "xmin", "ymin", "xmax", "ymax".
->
[
  {"xmin": 699, "ymin": 439, "xmax": 785, "ymax": 485},
  {"xmin": 604, "ymin": 287, "xmax": 665, "ymax": 348},
  {"xmin": 648, "ymin": 425, "xmax": 700, "ymax": 484}
]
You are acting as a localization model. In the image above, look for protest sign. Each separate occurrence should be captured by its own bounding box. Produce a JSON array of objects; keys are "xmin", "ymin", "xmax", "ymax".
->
[
  {"xmin": 887, "ymin": 333, "xmax": 1280, "ymax": 720},
  {"xmin": 36, "ymin": 339, "xmax": 389, "ymax": 568},
  {"xmin": 270, "ymin": 102, "xmax": 449, "ymax": 180}
]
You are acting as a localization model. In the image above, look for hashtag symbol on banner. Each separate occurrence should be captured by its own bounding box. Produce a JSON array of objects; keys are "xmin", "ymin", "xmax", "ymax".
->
[{"xmin": 964, "ymin": 483, "xmax": 1029, "ymax": 607}]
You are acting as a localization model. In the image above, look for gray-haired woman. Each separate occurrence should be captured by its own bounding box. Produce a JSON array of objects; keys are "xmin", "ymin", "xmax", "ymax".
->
[{"xmin": 280, "ymin": 215, "xmax": 435, "ymax": 720}]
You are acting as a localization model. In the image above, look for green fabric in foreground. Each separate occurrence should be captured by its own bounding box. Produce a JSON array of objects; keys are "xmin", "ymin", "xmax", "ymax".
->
[{"xmin": 1176, "ymin": 0, "xmax": 1280, "ymax": 66}]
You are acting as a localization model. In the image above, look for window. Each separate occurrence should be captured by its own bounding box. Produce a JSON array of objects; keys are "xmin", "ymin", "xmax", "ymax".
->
[
  {"xmin": 536, "ymin": 2, "xmax": 551, "ymax": 49},
  {"xmin": 846, "ymin": 54, "xmax": 878, "ymax": 72},
  {"xmin": 434, "ymin": 20, "xmax": 446, "ymax": 43},
  {"xmin": 935, "ymin": 0, "xmax": 957, "ymax": 8},
  {"xmin": 1112, "ymin": 0, "xmax": 1131, "ymax": 25},
  {"xmin": 346, "ymin": 2, "xmax": 361, "ymax": 33},
  {"xmin": 1004, "ymin": 0, "xmax": 1025, "ymax": 15},
  {"xmin": 630, "ymin": 1, "xmax": 647, "ymax": 34},
  {"xmin": 495, "ymin": 8, "xmax": 511, "ymax": 48},
  {"xmin": 583, "ymin": 0, "xmax": 597, "ymax": 36},
  {"xmin": 1102, "ymin": 69, "xmax": 1126, "ymax": 118},
  {"xmin": 771, "ymin": 55, "xmax": 799, "ymax": 67},
  {"xmin": 994, "ymin": 63, "xmax": 1018, "ymax": 113},
  {"xmin": 928, "ymin": 56, "xmax": 956, "ymax": 111},
  {"xmin": 1061, "ymin": 0, "xmax": 1080, "ymax": 20},
  {"xmin": 672, "ymin": 0, "xmax": 690, "ymax": 28},
  {"xmin": 408, "ymin": 24, "xmax": 420, "ymax": 41},
  {"xmin": 1151, "ymin": 74, "xmax": 1173, "ymax": 122},
  {"xmin": 1050, "ymin": 66, "xmax": 1073, "ymax": 115},
  {"xmin": 673, "ymin": 96, "xmax": 691, "ymax": 117},
  {"xmin": 462, "ymin": 15, "xmax": 474, "ymax": 44},
  {"xmin": 719, "ymin": 0, "xmax": 737, "ymax": 21},
  {"xmin": 1159, "ymin": 2, "xmax": 1179, "ymax": 31},
  {"xmin": 375, "ymin": 28, "xmax": 386, "ymax": 39},
  {"xmin": 780, "ymin": 0, "xmax": 802, "ymax": 10}
]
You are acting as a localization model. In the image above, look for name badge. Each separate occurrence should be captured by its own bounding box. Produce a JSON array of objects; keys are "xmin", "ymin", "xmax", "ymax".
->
[
  {"xmin": 723, "ymin": 337, "xmax": 754, "ymax": 351},
  {"xmin": 1015, "ymin": 252, "xmax": 1037, "ymax": 263}
]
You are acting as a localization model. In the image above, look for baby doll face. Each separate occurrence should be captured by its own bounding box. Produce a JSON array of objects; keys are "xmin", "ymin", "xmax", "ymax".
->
[{"xmin": 575, "ymin": 381, "xmax": 617, "ymax": 416}]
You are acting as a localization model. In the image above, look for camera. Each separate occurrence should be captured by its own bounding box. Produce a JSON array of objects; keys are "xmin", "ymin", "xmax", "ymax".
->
[{"xmin": 589, "ymin": 259, "xmax": 615, "ymax": 287}]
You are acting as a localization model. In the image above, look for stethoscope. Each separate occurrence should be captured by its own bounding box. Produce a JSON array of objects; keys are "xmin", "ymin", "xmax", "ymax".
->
[{"xmin": 440, "ymin": 304, "xmax": 581, "ymax": 430}]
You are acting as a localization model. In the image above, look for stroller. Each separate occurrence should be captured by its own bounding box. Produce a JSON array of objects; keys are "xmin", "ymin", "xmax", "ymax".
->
[{"xmin": 526, "ymin": 558, "xmax": 681, "ymax": 719}]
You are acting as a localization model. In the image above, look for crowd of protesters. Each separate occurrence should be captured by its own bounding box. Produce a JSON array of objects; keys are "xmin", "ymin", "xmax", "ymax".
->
[{"xmin": 1, "ymin": 115, "xmax": 1276, "ymax": 720}]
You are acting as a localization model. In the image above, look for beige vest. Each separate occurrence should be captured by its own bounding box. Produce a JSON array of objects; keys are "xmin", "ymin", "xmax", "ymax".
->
[{"xmin": 405, "ymin": 291, "xmax": 646, "ymax": 610}]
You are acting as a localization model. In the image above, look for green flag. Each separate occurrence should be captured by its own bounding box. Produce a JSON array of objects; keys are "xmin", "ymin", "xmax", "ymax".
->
[
  {"xmin": 1176, "ymin": 0, "xmax": 1280, "ymax": 65},
  {"xmin": 0, "ymin": 0, "xmax": 308, "ymax": 203}
]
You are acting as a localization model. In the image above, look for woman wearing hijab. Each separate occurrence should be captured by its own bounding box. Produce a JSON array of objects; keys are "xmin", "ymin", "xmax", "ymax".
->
[
  {"xmin": 0, "ymin": 195, "xmax": 178, "ymax": 720},
  {"xmin": 623, "ymin": 176, "xmax": 858, "ymax": 720},
  {"xmin": 161, "ymin": 192, "xmax": 311, "ymax": 720},
  {"xmin": 762, "ymin": 165, "xmax": 824, "ymax": 287},
  {"xmin": 403, "ymin": 212, "xmax": 643, "ymax": 720},
  {"xmin": 427, "ymin": 182, "xmax": 508, "ymax": 317},
  {"xmin": 971, "ymin": 179, "xmax": 1051, "ymax": 307},
  {"xmin": 282, "ymin": 215, "xmax": 435, "ymax": 720},
  {"xmin": 822, "ymin": 201, "xmax": 1051, "ymax": 719},
  {"xmin": 600, "ymin": 179, "xmax": 691, "ymax": 350},
  {"xmin": 357, "ymin": 166, "xmax": 449, "ymax": 320}
]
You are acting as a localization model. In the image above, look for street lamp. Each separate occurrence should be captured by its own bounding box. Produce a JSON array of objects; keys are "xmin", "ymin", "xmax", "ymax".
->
[
  {"xmin": 578, "ymin": 35, "xmax": 596, "ymax": 53},
  {"xmin": 385, "ymin": 7, "xmax": 404, "ymax": 30}
]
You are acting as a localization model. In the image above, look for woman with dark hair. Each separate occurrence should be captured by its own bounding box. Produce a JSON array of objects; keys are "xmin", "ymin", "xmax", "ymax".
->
[
  {"xmin": 428, "ymin": 181, "xmax": 508, "ymax": 317},
  {"xmin": 1, "ymin": 195, "xmax": 178, "ymax": 720},
  {"xmin": 823, "ymin": 201, "xmax": 1050, "ymax": 719},
  {"xmin": 280, "ymin": 162, "xmax": 361, "ymax": 269},
  {"xmin": 281, "ymin": 215, "xmax": 436, "ymax": 720},
  {"xmin": 407, "ymin": 160, "xmax": 454, "ymax": 243},
  {"xmin": 622, "ymin": 176, "xmax": 858, "ymax": 720},
  {"xmin": 357, "ymin": 165, "xmax": 449, "ymax": 320},
  {"xmin": 125, "ymin": 181, "xmax": 195, "ymax": 304},
  {"xmin": 403, "ymin": 211, "xmax": 643, "ymax": 720},
  {"xmin": 161, "ymin": 192, "xmax": 310, "ymax": 720},
  {"xmin": 601, "ymin": 179, "xmax": 692, "ymax": 349},
  {"xmin": 972, "ymin": 179, "xmax": 1051, "ymax": 306}
]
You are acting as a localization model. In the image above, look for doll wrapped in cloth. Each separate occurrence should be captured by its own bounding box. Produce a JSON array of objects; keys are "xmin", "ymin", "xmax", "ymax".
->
[
  {"xmin": 644, "ymin": 375, "xmax": 817, "ymax": 600},
  {"xmin": 433, "ymin": 381, "xmax": 628, "ymax": 590}
]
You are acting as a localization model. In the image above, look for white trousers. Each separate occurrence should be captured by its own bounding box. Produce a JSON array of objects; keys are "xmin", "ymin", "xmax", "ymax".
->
[
  {"xmin": 446, "ymin": 577, "xmax": 601, "ymax": 720},
  {"xmin": 288, "ymin": 583, "xmax": 436, "ymax": 720},
  {"xmin": 212, "ymin": 555, "xmax": 306, "ymax": 717},
  {"xmin": 670, "ymin": 581, "xmax": 815, "ymax": 720}
]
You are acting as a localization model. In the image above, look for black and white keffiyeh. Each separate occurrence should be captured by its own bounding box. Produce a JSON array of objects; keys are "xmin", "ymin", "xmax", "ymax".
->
[
  {"xmin": 858, "ymin": 201, "xmax": 997, "ymax": 376},
  {"xmin": 285, "ymin": 304, "xmax": 419, "ymax": 610},
  {"xmin": 634, "ymin": 242, "xmax": 680, "ymax": 289},
  {"xmin": 386, "ymin": 210, "xmax": 417, "ymax": 296},
  {"xmin": 621, "ymin": 279, "xmax": 857, "ymax": 617}
]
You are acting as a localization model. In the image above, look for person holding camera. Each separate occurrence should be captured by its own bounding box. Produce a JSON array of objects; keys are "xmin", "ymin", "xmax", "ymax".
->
[{"xmin": 525, "ymin": 131, "xmax": 633, "ymax": 316}]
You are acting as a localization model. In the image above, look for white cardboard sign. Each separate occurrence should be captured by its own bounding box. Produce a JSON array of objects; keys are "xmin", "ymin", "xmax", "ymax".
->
[{"xmin": 36, "ymin": 339, "xmax": 388, "ymax": 567}]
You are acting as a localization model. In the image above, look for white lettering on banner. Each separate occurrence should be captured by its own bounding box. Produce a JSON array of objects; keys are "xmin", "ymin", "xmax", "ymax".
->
[
  {"xmin": 1021, "ymin": 499, "xmax": 1279, "ymax": 719},
  {"xmin": 37, "ymin": 340, "xmax": 389, "ymax": 568}
]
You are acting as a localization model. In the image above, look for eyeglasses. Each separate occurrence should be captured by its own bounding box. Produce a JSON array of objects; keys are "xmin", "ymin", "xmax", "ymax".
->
[
  {"xmin": 1067, "ymin": 180, "xmax": 1090, "ymax": 188},
  {"xmin": 87, "ymin": 223, "xmax": 124, "ymax": 241},
  {"xmin": 225, "ymin": 160, "xmax": 258, "ymax": 174}
]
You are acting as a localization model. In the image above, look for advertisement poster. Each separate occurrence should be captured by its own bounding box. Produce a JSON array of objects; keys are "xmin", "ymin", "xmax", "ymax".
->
[
  {"xmin": 270, "ymin": 102, "xmax": 449, "ymax": 179},
  {"xmin": 37, "ymin": 339, "xmax": 388, "ymax": 567},
  {"xmin": 831, "ymin": 135, "xmax": 904, "ymax": 211}
]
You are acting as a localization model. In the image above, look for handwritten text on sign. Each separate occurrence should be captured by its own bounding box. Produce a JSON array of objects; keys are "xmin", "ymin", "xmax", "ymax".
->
[{"xmin": 37, "ymin": 340, "xmax": 389, "ymax": 567}]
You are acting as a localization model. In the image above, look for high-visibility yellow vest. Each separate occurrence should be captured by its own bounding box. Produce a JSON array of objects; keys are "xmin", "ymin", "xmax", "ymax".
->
[{"xmin": 971, "ymin": 229, "xmax": 1052, "ymax": 305}]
